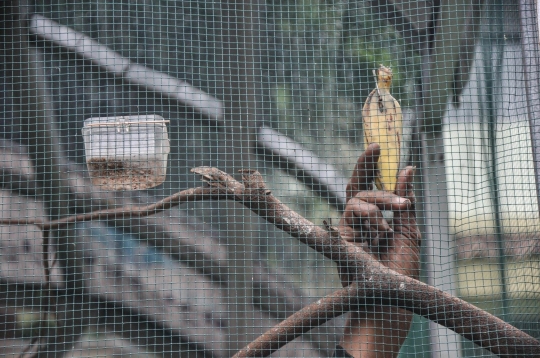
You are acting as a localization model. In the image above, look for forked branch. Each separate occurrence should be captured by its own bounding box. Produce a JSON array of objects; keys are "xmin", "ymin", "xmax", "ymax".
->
[{"xmin": 1, "ymin": 167, "xmax": 538, "ymax": 358}]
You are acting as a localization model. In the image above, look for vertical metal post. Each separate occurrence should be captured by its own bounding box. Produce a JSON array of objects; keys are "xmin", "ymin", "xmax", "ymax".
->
[
  {"xmin": 519, "ymin": 1, "xmax": 540, "ymax": 219},
  {"xmin": 218, "ymin": 0, "xmax": 266, "ymax": 352},
  {"xmin": 482, "ymin": 0, "xmax": 508, "ymax": 319},
  {"xmin": 412, "ymin": 7, "xmax": 461, "ymax": 357}
]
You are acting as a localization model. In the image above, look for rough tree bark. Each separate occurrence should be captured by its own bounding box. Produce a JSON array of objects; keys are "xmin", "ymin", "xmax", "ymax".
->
[{"xmin": 3, "ymin": 166, "xmax": 538, "ymax": 358}]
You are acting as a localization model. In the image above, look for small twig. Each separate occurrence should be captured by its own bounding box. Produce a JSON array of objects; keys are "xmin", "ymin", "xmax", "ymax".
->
[{"xmin": 2, "ymin": 167, "xmax": 539, "ymax": 357}]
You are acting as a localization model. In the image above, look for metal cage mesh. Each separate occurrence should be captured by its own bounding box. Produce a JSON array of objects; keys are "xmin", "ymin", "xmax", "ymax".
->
[{"xmin": 0, "ymin": 0, "xmax": 539, "ymax": 357}]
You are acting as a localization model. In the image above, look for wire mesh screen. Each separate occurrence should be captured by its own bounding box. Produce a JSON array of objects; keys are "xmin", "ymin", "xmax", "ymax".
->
[{"xmin": 0, "ymin": 0, "xmax": 539, "ymax": 357}]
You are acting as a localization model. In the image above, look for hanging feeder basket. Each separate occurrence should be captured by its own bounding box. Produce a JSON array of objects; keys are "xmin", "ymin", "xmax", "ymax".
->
[{"xmin": 82, "ymin": 115, "xmax": 170, "ymax": 190}]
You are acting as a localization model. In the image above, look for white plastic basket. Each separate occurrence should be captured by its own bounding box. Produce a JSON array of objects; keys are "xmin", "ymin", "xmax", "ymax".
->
[{"xmin": 82, "ymin": 115, "xmax": 170, "ymax": 190}]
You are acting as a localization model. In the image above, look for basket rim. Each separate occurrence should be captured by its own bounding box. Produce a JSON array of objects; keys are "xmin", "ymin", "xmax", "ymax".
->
[{"xmin": 84, "ymin": 120, "xmax": 170, "ymax": 128}]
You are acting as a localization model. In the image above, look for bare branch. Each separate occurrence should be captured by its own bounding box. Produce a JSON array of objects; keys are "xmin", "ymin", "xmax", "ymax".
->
[
  {"xmin": 1, "ymin": 166, "xmax": 538, "ymax": 357},
  {"xmin": 234, "ymin": 279, "xmax": 540, "ymax": 358},
  {"xmin": 0, "ymin": 186, "xmax": 215, "ymax": 230},
  {"xmin": 0, "ymin": 144, "xmax": 310, "ymax": 329},
  {"xmin": 234, "ymin": 282, "xmax": 358, "ymax": 358}
]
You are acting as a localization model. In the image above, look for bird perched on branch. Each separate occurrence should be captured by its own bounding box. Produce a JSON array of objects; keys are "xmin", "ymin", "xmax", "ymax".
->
[{"xmin": 362, "ymin": 64, "xmax": 403, "ymax": 192}]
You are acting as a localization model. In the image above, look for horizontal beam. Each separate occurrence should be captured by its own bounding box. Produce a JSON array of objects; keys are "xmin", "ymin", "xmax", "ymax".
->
[{"xmin": 29, "ymin": 14, "xmax": 223, "ymax": 121}]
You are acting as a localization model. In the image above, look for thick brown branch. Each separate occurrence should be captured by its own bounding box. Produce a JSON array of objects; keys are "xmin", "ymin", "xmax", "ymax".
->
[
  {"xmin": 198, "ymin": 168, "xmax": 540, "ymax": 357},
  {"xmin": 234, "ymin": 279, "xmax": 540, "ymax": 358},
  {"xmin": 234, "ymin": 283, "xmax": 358, "ymax": 358},
  {"xmin": 1, "ymin": 166, "xmax": 538, "ymax": 357}
]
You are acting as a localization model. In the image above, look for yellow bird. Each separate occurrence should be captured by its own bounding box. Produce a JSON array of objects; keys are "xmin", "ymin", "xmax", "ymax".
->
[{"xmin": 362, "ymin": 64, "xmax": 403, "ymax": 192}]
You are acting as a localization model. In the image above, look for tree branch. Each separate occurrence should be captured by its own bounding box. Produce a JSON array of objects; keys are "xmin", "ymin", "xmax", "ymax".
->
[
  {"xmin": 0, "ymin": 140, "xmax": 309, "ymax": 329},
  {"xmin": 1, "ymin": 166, "xmax": 538, "ymax": 357},
  {"xmin": 234, "ymin": 277, "xmax": 539, "ymax": 358}
]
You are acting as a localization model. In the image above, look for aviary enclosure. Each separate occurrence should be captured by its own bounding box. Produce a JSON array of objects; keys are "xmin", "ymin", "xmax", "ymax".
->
[{"xmin": 0, "ymin": 0, "xmax": 539, "ymax": 357}]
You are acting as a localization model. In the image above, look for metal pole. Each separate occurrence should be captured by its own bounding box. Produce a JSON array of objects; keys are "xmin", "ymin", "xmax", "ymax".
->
[
  {"xmin": 482, "ymin": 0, "xmax": 508, "ymax": 319},
  {"xmin": 519, "ymin": 0, "xmax": 540, "ymax": 219}
]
